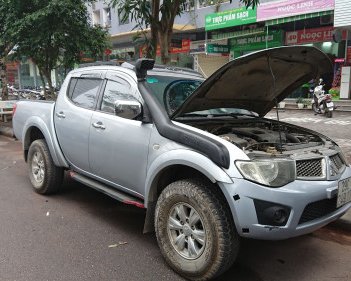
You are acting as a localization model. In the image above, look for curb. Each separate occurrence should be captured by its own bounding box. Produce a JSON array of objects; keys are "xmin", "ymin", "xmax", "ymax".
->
[
  {"xmin": 275, "ymin": 108, "xmax": 351, "ymax": 114},
  {"xmin": 0, "ymin": 126, "xmax": 14, "ymax": 138}
]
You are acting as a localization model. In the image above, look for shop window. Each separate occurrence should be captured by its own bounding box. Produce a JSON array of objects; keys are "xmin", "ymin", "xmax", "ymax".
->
[
  {"xmin": 118, "ymin": 9, "xmax": 129, "ymax": 25},
  {"xmin": 198, "ymin": 0, "xmax": 229, "ymax": 9},
  {"xmin": 93, "ymin": 10, "xmax": 101, "ymax": 26},
  {"xmin": 103, "ymin": 7, "xmax": 112, "ymax": 27},
  {"xmin": 181, "ymin": 0, "xmax": 195, "ymax": 12}
]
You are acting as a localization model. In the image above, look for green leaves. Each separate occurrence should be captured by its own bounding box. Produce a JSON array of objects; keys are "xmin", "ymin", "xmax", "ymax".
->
[{"xmin": 0, "ymin": 0, "xmax": 108, "ymax": 93}]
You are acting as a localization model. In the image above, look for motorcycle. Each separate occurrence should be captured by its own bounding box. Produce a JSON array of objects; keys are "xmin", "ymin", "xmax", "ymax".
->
[{"xmin": 311, "ymin": 84, "xmax": 335, "ymax": 118}]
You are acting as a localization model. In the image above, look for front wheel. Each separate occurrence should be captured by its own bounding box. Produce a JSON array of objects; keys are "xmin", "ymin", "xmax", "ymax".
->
[
  {"xmin": 312, "ymin": 103, "xmax": 318, "ymax": 113},
  {"xmin": 28, "ymin": 139, "xmax": 63, "ymax": 194},
  {"xmin": 155, "ymin": 179, "xmax": 239, "ymax": 281}
]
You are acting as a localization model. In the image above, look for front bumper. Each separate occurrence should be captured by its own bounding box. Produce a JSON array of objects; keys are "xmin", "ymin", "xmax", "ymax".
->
[{"xmin": 219, "ymin": 166, "xmax": 351, "ymax": 240}]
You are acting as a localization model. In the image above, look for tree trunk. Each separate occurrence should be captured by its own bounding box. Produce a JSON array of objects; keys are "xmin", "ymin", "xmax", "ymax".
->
[
  {"xmin": 38, "ymin": 66, "xmax": 55, "ymax": 99},
  {"xmin": 158, "ymin": 30, "xmax": 170, "ymax": 65},
  {"xmin": 149, "ymin": 27, "xmax": 158, "ymax": 59},
  {"xmin": 0, "ymin": 57, "xmax": 9, "ymax": 101},
  {"xmin": 38, "ymin": 68, "xmax": 47, "ymax": 97},
  {"xmin": 44, "ymin": 69, "xmax": 54, "ymax": 94}
]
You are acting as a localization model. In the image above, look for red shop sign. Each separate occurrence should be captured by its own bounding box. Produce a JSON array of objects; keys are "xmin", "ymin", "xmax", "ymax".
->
[
  {"xmin": 285, "ymin": 27, "xmax": 347, "ymax": 45},
  {"xmin": 139, "ymin": 39, "xmax": 191, "ymax": 57}
]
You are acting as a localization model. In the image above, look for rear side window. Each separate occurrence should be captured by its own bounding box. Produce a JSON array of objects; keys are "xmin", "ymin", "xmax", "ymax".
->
[{"xmin": 68, "ymin": 78, "xmax": 102, "ymax": 109}]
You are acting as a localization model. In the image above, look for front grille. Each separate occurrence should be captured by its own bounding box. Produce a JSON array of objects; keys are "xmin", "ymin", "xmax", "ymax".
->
[
  {"xmin": 330, "ymin": 154, "xmax": 345, "ymax": 171},
  {"xmin": 299, "ymin": 197, "xmax": 339, "ymax": 224},
  {"xmin": 296, "ymin": 159, "xmax": 323, "ymax": 177}
]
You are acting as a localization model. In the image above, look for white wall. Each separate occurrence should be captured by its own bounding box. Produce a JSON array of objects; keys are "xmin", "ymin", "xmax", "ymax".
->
[{"xmin": 334, "ymin": 0, "xmax": 351, "ymax": 29}]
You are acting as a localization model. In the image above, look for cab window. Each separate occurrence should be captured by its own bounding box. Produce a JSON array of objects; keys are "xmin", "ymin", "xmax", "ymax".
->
[{"xmin": 68, "ymin": 78, "xmax": 102, "ymax": 110}]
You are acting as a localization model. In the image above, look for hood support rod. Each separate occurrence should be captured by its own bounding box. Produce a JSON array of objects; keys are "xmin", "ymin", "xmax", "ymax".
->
[{"xmin": 267, "ymin": 55, "xmax": 283, "ymax": 153}]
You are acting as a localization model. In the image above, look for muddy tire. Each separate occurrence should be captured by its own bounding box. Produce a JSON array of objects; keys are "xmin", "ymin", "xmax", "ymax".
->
[
  {"xmin": 155, "ymin": 179, "xmax": 239, "ymax": 281},
  {"xmin": 28, "ymin": 139, "xmax": 63, "ymax": 194},
  {"xmin": 326, "ymin": 110, "xmax": 333, "ymax": 118}
]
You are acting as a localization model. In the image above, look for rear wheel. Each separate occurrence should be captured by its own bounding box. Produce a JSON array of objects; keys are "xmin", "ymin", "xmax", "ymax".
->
[
  {"xmin": 28, "ymin": 139, "xmax": 63, "ymax": 194},
  {"xmin": 155, "ymin": 179, "xmax": 239, "ymax": 281}
]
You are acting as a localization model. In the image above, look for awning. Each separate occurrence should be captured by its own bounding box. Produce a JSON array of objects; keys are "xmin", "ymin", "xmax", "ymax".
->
[
  {"xmin": 265, "ymin": 10, "xmax": 333, "ymax": 26},
  {"xmin": 110, "ymin": 24, "xmax": 197, "ymax": 39}
]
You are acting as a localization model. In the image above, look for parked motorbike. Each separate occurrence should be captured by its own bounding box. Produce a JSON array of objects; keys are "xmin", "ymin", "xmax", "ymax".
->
[{"xmin": 311, "ymin": 83, "xmax": 335, "ymax": 118}]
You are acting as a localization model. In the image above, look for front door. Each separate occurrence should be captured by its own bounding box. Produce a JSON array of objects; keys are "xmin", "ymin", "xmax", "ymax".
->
[
  {"xmin": 55, "ymin": 73, "xmax": 103, "ymax": 172},
  {"xmin": 89, "ymin": 74, "xmax": 152, "ymax": 197}
]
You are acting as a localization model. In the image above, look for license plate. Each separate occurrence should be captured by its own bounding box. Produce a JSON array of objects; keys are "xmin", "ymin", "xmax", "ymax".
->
[
  {"xmin": 337, "ymin": 177, "xmax": 351, "ymax": 208},
  {"xmin": 327, "ymin": 102, "xmax": 334, "ymax": 108}
]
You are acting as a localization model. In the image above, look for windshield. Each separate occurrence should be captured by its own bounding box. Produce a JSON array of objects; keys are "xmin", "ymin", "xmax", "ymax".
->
[
  {"xmin": 146, "ymin": 75, "xmax": 202, "ymax": 115},
  {"xmin": 146, "ymin": 75, "xmax": 257, "ymax": 117}
]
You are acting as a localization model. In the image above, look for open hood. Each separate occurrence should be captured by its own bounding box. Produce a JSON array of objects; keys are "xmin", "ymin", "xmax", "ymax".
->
[{"xmin": 172, "ymin": 46, "xmax": 332, "ymax": 118}]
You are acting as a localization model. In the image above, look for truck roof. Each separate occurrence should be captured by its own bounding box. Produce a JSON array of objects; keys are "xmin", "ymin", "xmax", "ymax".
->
[{"xmin": 73, "ymin": 61, "xmax": 204, "ymax": 80}]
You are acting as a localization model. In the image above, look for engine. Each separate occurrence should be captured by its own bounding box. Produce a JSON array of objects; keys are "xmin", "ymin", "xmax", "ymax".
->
[{"xmin": 213, "ymin": 123, "xmax": 323, "ymax": 154}]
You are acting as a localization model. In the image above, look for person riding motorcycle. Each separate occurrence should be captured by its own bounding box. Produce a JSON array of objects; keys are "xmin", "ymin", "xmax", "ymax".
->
[{"xmin": 313, "ymin": 78, "xmax": 325, "ymax": 113}]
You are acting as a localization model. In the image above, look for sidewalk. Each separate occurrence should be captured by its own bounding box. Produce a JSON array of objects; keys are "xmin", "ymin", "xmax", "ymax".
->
[
  {"xmin": 281, "ymin": 98, "xmax": 351, "ymax": 113},
  {"xmin": 0, "ymin": 120, "xmax": 14, "ymax": 138}
]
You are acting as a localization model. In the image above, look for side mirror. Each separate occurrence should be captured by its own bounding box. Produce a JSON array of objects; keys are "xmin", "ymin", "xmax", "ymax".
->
[{"xmin": 114, "ymin": 100, "xmax": 142, "ymax": 120}]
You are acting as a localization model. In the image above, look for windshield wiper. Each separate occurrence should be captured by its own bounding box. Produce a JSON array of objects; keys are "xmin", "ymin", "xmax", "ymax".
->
[{"xmin": 176, "ymin": 113, "xmax": 211, "ymax": 118}]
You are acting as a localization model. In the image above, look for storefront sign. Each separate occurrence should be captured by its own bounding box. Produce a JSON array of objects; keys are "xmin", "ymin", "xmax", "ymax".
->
[
  {"xmin": 229, "ymin": 30, "xmax": 283, "ymax": 52},
  {"xmin": 206, "ymin": 44, "xmax": 230, "ymax": 54},
  {"xmin": 190, "ymin": 41, "xmax": 206, "ymax": 54},
  {"xmin": 169, "ymin": 39, "xmax": 190, "ymax": 54},
  {"xmin": 205, "ymin": 7, "xmax": 256, "ymax": 31},
  {"xmin": 257, "ymin": 0, "xmax": 334, "ymax": 22},
  {"xmin": 285, "ymin": 27, "xmax": 346, "ymax": 45},
  {"xmin": 139, "ymin": 39, "xmax": 191, "ymax": 57}
]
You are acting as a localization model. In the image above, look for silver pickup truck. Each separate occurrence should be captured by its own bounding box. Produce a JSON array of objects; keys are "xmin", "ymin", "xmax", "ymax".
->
[{"xmin": 13, "ymin": 46, "xmax": 351, "ymax": 281}]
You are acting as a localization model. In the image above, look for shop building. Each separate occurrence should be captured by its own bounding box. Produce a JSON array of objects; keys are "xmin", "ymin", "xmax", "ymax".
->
[
  {"xmin": 5, "ymin": 58, "xmax": 64, "ymax": 90},
  {"xmin": 86, "ymin": 1, "xmax": 251, "ymax": 76},
  {"xmin": 197, "ymin": 0, "xmax": 351, "ymax": 100},
  {"xmin": 334, "ymin": 0, "xmax": 351, "ymax": 99},
  {"xmin": 85, "ymin": 0, "xmax": 351, "ymax": 99},
  {"xmin": 7, "ymin": 0, "xmax": 347, "ymax": 98}
]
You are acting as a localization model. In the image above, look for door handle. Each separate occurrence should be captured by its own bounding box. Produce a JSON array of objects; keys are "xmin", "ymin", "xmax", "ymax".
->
[
  {"xmin": 92, "ymin": 121, "xmax": 106, "ymax": 130},
  {"xmin": 56, "ymin": 112, "xmax": 66, "ymax": 118}
]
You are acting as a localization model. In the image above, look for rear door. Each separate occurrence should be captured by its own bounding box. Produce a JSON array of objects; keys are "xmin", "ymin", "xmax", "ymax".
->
[
  {"xmin": 89, "ymin": 72, "xmax": 152, "ymax": 196},
  {"xmin": 55, "ymin": 72, "xmax": 104, "ymax": 172}
]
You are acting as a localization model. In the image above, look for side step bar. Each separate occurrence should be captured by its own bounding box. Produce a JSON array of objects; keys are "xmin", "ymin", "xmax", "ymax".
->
[{"xmin": 69, "ymin": 171, "xmax": 145, "ymax": 208}]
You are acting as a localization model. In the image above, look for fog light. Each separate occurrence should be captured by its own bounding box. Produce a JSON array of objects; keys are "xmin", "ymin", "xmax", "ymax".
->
[
  {"xmin": 273, "ymin": 209, "xmax": 288, "ymax": 224},
  {"xmin": 254, "ymin": 200, "xmax": 291, "ymax": 226}
]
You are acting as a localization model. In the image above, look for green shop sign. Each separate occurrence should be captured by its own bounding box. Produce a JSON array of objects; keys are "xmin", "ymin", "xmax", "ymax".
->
[
  {"xmin": 229, "ymin": 30, "xmax": 283, "ymax": 52},
  {"xmin": 207, "ymin": 44, "xmax": 230, "ymax": 54},
  {"xmin": 205, "ymin": 7, "xmax": 257, "ymax": 31}
]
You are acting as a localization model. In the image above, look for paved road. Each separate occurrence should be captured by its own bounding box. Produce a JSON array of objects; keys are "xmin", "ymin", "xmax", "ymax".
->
[{"xmin": 0, "ymin": 110, "xmax": 351, "ymax": 281}]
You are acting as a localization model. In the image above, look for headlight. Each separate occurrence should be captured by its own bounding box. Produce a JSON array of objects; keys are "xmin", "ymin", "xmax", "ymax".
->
[{"xmin": 235, "ymin": 159, "xmax": 296, "ymax": 187}]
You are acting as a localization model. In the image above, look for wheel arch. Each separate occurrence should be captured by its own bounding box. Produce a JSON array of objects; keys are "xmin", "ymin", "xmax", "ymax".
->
[
  {"xmin": 143, "ymin": 151, "xmax": 233, "ymax": 233},
  {"xmin": 22, "ymin": 117, "xmax": 68, "ymax": 168}
]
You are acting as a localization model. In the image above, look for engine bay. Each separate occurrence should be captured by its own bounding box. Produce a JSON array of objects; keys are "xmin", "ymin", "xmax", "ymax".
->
[{"xmin": 185, "ymin": 118, "xmax": 333, "ymax": 156}]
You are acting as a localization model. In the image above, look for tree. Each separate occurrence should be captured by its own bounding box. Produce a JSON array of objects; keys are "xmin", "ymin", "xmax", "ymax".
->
[
  {"xmin": 10, "ymin": 0, "xmax": 109, "ymax": 96},
  {"xmin": 110, "ymin": 0, "xmax": 259, "ymax": 64},
  {"xmin": 0, "ymin": 0, "xmax": 17, "ymax": 100}
]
